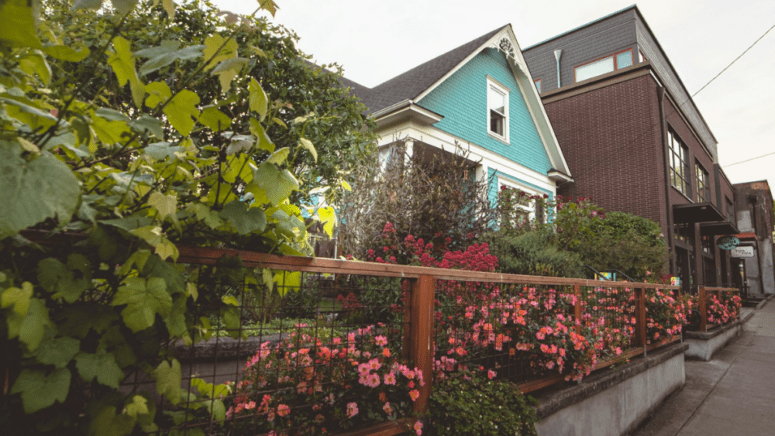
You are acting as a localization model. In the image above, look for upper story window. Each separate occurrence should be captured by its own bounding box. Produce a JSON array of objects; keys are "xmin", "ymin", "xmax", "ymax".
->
[
  {"xmin": 726, "ymin": 198, "xmax": 735, "ymax": 223},
  {"xmin": 574, "ymin": 49, "xmax": 634, "ymax": 83},
  {"xmin": 668, "ymin": 129, "xmax": 691, "ymax": 197},
  {"xmin": 534, "ymin": 79, "xmax": 542, "ymax": 93},
  {"xmin": 695, "ymin": 162, "xmax": 710, "ymax": 202},
  {"xmin": 487, "ymin": 77, "xmax": 509, "ymax": 142}
]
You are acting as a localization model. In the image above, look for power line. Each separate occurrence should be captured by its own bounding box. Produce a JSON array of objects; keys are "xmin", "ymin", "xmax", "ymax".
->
[
  {"xmin": 692, "ymin": 23, "xmax": 775, "ymax": 97},
  {"xmin": 725, "ymin": 151, "xmax": 775, "ymax": 167},
  {"xmin": 559, "ymin": 21, "xmax": 775, "ymax": 186}
]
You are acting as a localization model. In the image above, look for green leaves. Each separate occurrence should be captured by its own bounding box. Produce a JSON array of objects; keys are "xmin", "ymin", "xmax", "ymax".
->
[
  {"xmin": 136, "ymin": 41, "xmax": 205, "ymax": 76},
  {"xmin": 0, "ymin": 0, "xmax": 42, "ymax": 49},
  {"xmin": 0, "ymin": 145, "xmax": 80, "ymax": 239},
  {"xmin": 248, "ymin": 78, "xmax": 268, "ymax": 120},
  {"xmin": 107, "ymin": 37, "xmax": 145, "ymax": 108},
  {"xmin": 34, "ymin": 336, "xmax": 80, "ymax": 368},
  {"xmin": 250, "ymin": 162, "xmax": 299, "ymax": 207},
  {"xmin": 154, "ymin": 359, "xmax": 182, "ymax": 404},
  {"xmin": 318, "ymin": 206, "xmax": 337, "ymax": 238},
  {"xmin": 75, "ymin": 352, "xmax": 124, "ymax": 389},
  {"xmin": 113, "ymin": 277, "xmax": 172, "ymax": 332},
  {"xmin": 163, "ymin": 90, "xmax": 200, "ymax": 137},
  {"xmin": 37, "ymin": 255, "xmax": 92, "ymax": 303},
  {"xmin": 220, "ymin": 200, "xmax": 266, "ymax": 235},
  {"xmin": 11, "ymin": 368, "xmax": 71, "ymax": 414}
]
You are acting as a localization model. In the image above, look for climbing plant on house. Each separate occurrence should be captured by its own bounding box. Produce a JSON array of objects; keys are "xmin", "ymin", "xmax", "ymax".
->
[{"xmin": 0, "ymin": 0, "xmax": 372, "ymax": 433}]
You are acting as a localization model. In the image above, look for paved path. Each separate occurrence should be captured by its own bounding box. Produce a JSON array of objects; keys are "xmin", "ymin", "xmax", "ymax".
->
[{"xmin": 634, "ymin": 299, "xmax": 775, "ymax": 436}]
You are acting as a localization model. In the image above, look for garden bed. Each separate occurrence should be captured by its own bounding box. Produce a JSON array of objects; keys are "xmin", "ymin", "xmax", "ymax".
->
[{"xmin": 684, "ymin": 310, "xmax": 754, "ymax": 361}]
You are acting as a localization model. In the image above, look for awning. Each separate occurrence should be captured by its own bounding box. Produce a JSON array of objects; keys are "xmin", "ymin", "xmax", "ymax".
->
[
  {"xmin": 673, "ymin": 202, "xmax": 725, "ymax": 223},
  {"xmin": 700, "ymin": 221, "xmax": 740, "ymax": 236},
  {"xmin": 733, "ymin": 232, "xmax": 757, "ymax": 241}
]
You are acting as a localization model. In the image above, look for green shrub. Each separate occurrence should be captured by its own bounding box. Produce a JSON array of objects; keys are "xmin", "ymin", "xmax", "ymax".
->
[
  {"xmin": 427, "ymin": 372, "xmax": 539, "ymax": 436},
  {"xmin": 485, "ymin": 231, "xmax": 584, "ymax": 278}
]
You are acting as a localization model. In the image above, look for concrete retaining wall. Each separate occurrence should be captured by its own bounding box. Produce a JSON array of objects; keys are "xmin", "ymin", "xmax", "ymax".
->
[
  {"xmin": 684, "ymin": 311, "xmax": 754, "ymax": 361},
  {"xmin": 534, "ymin": 343, "xmax": 688, "ymax": 436}
]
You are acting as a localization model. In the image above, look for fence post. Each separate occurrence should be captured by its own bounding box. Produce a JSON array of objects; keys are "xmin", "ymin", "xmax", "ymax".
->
[
  {"xmin": 634, "ymin": 287, "xmax": 647, "ymax": 353},
  {"xmin": 699, "ymin": 287, "xmax": 707, "ymax": 332},
  {"xmin": 409, "ymin": 275, "xmax": 435, "ymax": 414},
  {"xmin": 573, "ymin": 284, "xmax": 582, "ymax": 335}
]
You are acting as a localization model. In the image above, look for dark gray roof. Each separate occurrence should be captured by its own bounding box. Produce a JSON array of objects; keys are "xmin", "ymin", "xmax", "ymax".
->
[{"xmin": 345, "ymin": 25, "xmax": 508, "ymax": 113}]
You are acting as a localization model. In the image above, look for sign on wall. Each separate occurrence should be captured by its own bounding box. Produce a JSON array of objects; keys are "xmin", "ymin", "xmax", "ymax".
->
[
  {"xmin": 717, "ymin": 235, "xmax": 740, "ymax": 250},
  {"xmin": 731, "ymin": 246, "xmax": 755, "ymax": 258}
]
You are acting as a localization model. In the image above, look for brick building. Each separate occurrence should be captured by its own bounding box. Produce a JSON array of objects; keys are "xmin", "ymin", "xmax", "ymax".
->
[
  {"xmin": 733, "ymin": 181, "xmax": 775, "ymax": 295},
  {"xmin": 522, "ymin": 5, "xmax": 739, "ymax": 291}
]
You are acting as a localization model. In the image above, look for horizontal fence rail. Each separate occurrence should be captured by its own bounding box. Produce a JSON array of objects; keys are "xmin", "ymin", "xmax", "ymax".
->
[{"xmin": 148, "ymin": 246, "xmax": 687, "ymax": 435}]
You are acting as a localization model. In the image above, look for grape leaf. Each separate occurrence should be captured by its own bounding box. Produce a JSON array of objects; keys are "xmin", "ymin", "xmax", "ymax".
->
[
  {"xmin": 220, "ymin": 200, "xmax": 266, "ymax": 235},
  {"xmin": 11, "ymin": 368, "xmax": 71, "ymax": 413},
  {"xmin": 163, "ymin": 90, "xmax": 200, "ymax": 137},
  {"xmin": 318, "ymin": 206, "xmax": 336, "ymax": 238},
  {"xmin": 1, "ymin": 281, "xmax": 33, "ymax": 315},
  {"xmin": 198, "ymin": 106, "xmax": 231, "ymax": 131},
  {"xmin": 75, "ymin": 351, "xmax": 124, "ymax": 389},
  {"xmin": 250, "ymin": 162, "xmax": 299, "ymax": 207},
  {"xmin": 113, "ymin": 277, "xmax": 172, "ymax": 332},
  {"xmin": 34, "ymin": 336, "xmax": 80, "ymax": 368},
  {"xmin": 248, "ymin": 78, "xmax": 268, "ymax": 120},
  {"xmin": 154, "ymin": 359, "xmax": 181, "ymax": 404},
  {"xmin": 203, "ymin": 34, "xmax": 237, "ymax": 70},
  {"xmin": 107, "ymin": 36, "xmax": 144, "ymax": 108},
  {"xmin": 0, "ymin": 145, "xmax": 80, "ymax": 239},
  {"xmin": 7, "ymin": 297, "xmax": 51, "ymax": 352}
]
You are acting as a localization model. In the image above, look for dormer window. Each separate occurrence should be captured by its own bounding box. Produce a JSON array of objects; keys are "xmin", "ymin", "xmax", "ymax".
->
[{"xmin": 487, "ymin": 77, "xmax": 509, "ymax": 142}]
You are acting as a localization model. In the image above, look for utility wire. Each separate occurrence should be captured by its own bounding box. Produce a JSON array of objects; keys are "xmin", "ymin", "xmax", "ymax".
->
[
  {"xmin": 725, "ymin": 151, "xmax": 775, "ymax": 167},
  {"xmin": 560, "ymin": 21, "xmax": 775, "ymax": 186},
  {"xmin": 692, "ymin": 23, "xmax": 775, "ymax": 97}
]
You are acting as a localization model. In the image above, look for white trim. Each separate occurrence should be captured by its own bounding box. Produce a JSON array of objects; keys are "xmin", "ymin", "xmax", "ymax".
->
[
  {"xmin": 498, "ymin": 177, "xmax": 540, "ymax": 222},
  {"xmin": 486, "ymin": 77, "xmax": 510, "ymax": 143},
  {"xmin": 375, "ymin": 120, "xmax": 557, "ymax": 195}
]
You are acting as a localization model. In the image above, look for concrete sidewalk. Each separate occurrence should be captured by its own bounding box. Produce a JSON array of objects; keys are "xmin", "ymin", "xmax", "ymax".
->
[{"xmin": 633, "ymin": 298, "xmax": 775, "ymax": 436}]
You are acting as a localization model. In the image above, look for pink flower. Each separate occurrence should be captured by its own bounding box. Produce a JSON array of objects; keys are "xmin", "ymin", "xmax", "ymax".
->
[
  {"xmin": 409, "ymin": 390, "xmax": 420, "ymax": 401},
  {"xmin": 347, "ymin": 402, "xmax": 359, "ymax": 418},
  {"xmin": 414, "ymin": 421, "xmax": 424, "ymax": 435},
  {"xmin": 277, "ymin": 404, "xmax": 290, "ymax": 417},
  {"xmin": 384, "ymin": 372, "xmax": 397, "ymax": 385},
  {"xmin": 375, "ymin": 335, "xmax": 388, "ymax": 346},
  {"xmin": 383, "ymin": 402, "xmax": 393, "ymax": 414},
  {"xmin": 487, "ymin": 369, "xmax": 496, "ymax": 380},
  {"xmin": 536, "ymin": 331, "xmax": 545, "ymax": 340}
]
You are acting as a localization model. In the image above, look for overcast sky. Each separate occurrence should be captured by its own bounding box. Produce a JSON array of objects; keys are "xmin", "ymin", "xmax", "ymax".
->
[{"xmin": 212, "ymin": 0, "xmax": 775, "ymax": 186}]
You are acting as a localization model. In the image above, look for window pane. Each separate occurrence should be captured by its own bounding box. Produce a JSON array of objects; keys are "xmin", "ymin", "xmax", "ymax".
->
[
  {"xmin": 490, "ymin": 111, "xmax": 504, "ymax": 136},
  {"xmin": 575, "ymin": 56, "xmax": 614, "ymax": 82},
  {"xmin": 489, "ymin": 87, "xmax": 505, "ymax": 115},
  {"xmin": 617, "ymin": 51, "xmax": 633, "ymax": 69}
]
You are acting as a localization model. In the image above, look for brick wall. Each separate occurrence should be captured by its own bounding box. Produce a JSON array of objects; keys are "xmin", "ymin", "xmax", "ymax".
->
[{"xmin": 543, "ymin": 74, "xmax": 669, "ymax": 237}]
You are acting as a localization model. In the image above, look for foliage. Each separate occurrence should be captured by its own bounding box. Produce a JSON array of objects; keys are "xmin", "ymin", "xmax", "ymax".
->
[
  {"xmin": 484, "ymin": 231, "xmax": 584, "ymax": 278},
  {"xmin": 44, "ymin": 0, "xmax": 376, "ymax": 207},
  {"xmin": 427, "ymin": 371, "xmax": 538, "ymax": 436},
  {"xmin": 644, "ymin": 288, "xmax": 689, "ymax": 344},
  {"xmin": 228, "ymin": 324, "xmax": 424, "ymax": 435},
  {"xmin": 0, "ymin": 0, "xmax": 371, "ymax": 434},
  {"xmin": 339, "ymin": 141, "xmax": 499, "ymax": 260},
  {"xmin": 551, "ymin": 198, "xmax": 668, "ymax": 280}
]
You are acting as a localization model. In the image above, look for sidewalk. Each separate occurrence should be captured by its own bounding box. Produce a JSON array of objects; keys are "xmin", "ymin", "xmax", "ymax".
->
[{"xmin": 633, "ymin": 298, "xmax": 775, "ymax": 436}]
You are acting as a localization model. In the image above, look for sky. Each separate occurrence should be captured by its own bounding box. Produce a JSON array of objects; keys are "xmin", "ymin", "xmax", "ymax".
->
[{"xmin": 212, "ymin": 0, "xmax": 775, "ymax": 186}]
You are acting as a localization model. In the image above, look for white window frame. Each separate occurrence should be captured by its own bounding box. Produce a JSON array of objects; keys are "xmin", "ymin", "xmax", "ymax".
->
[
  {"xmin": 499, "ymin": 177, "xmax": 539, "ymax": 224},
  {"xmin": 486, "ymin": 77, "xmax": 510, "ymax": 143}
]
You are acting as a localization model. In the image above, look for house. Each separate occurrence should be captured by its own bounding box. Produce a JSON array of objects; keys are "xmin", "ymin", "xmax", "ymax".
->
[
  {"xmin": 732, "ymin": 181, "xmax": 775, "ymax": 295},
  {"xmin": 341, "ymin": 24, "xmax": 572, "ymax": 219},
  {"xmin": 522, "ymin": 5, "xmax": 740, "ymax": 292}
]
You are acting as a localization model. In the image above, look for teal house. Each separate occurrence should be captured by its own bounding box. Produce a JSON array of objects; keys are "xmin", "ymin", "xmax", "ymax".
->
[{"xmin": 344, "ymin": 24, "xmax": 572, "ymax": 218}]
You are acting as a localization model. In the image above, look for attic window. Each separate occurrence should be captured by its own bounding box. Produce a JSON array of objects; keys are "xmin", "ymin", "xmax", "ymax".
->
[{"xmin": 487, "ymin": 77, "xmax": 509, "ymax": 142}]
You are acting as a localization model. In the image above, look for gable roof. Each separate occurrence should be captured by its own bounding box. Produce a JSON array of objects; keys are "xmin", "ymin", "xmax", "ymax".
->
[{"xmin": 346, "ymin": 25, "xmax": 508, "ymax": 113}]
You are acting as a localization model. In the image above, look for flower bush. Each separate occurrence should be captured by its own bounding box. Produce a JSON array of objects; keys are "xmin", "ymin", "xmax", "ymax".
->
[
  {"xmin": 644, "ymin": 288, "xmax": 690, "ymax": 343},
  {"xmin": 228, "ymin": 324, "xmax": 424, "ymax": 435},
  {"xmin": 706, "ymin": 292, "xmax": 742, "ymax": 325}
]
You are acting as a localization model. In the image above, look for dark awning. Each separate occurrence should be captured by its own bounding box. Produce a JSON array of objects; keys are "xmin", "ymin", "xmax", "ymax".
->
[
  {"xmin": 673, "ymin": 202, "xmax": 725, "ymax": 223},
  {"xmin": 700, "ymin": 221, "xmax": 740, "ymax": 236}
]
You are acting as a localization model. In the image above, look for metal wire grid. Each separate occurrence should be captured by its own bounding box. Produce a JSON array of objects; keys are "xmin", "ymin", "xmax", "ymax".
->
[
  {"xmin": 432, "ymin": 280, "xmax": 637, "ymax": 385},
  {"xmin": 143, "ymin": 267, "xmax": 410, "ymax": 435}
]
